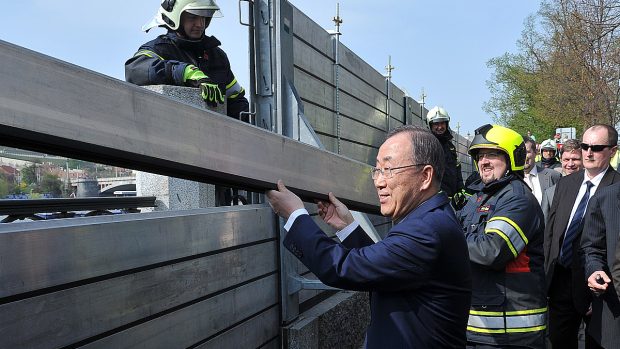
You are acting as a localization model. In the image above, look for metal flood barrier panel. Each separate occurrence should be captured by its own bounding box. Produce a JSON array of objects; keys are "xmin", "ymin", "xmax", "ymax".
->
[
  {"xmin": 290, "ymin": 4, "xmax": 473, "ymax": 177},
  {"xmin": 0, "ymin": 206, "xmax": 280, "ymax": 349},
  {"xmin": 290, "ymin": 6, "xmax": 423, "ymax": 165}
]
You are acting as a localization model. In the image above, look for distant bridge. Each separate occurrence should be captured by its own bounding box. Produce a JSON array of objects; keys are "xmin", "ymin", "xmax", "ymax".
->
[{"xmin": 71, "ymin": 176, "xmax": 136, "ymax": 196}]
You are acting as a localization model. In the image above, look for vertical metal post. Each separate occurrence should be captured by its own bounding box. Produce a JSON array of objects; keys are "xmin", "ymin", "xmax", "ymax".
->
[
  {"xmin": 385, "ymin": 55, "xmax": 394, "ymax": 133},
  {"xmin": 419, "ymin": 88, "xmax": 426, "ymax": 125},
  {"xmin": 331, "ymin": 3, "xmax": 343, "ymax": 154},
  {"xmin": 253, "ymin": 0, "xmax": 275, "ymax": 131},
  {"xmin": 271, "ymin": 0, "xmax": 300, "ymax": 325}
]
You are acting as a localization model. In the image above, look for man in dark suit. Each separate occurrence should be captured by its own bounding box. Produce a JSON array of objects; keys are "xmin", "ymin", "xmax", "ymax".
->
[
  {"xmin": 523, "ymin": 136, "xmax": 561, "ymax": 205},
  {"xmin": 541, "ymin": 139, "xmax": 583, "ymax": 221},
  {"xmin": 545, "ymin": 124, "xmax": 620, "ymax": 349},
  {"xmin": 582, "ymin": 181, "xmax": 620, "ymax": 348},
  {"xmin": 267, "ymin": 125, "xmax": 472, "ymax": 348}
]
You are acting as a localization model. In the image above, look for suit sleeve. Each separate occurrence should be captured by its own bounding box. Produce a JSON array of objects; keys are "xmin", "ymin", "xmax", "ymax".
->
[
  {"xmin": 283, "ymin": 214, "xmax": 439, "ymax": 292},
  {"xmin": 581, "ymin": 194, "xmax": 608, "ymax": 277},
  {"xmin": 466, "ymin": 190, "xmax": 542, "ymax": 270},
  {"xmin": 541, "ymin": 185, "xmax": 554, "ymax": 223},
  {"xmin": 341, "ymin": 225, "xmax": 375, "ymax": 249}
]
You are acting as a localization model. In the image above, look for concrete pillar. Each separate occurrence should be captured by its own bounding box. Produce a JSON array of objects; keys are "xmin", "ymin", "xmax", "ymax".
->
[
  {"xmin": 137, "ymin": 85, "xmax": 224, "ymax": 211},
  {"xmin": 75, "ymin": 179, "xmax": 99, "ymax": 197},
  {"xmin": 283, "ymin": 291, "xmax": 369, "ymax": 349}
]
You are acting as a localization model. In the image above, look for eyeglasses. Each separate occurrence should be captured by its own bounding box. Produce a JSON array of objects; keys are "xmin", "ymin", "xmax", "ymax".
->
[
  {"xmin": 370, "ymin": 164, "xmax": 426, "ymax": 179},
  {"xmin": 580, "ymin": 143, "xmax": 613, "ymax": 152},
  {"xmin": 475, "ymin": 151, "xmax": 502, "ymax": 161}
]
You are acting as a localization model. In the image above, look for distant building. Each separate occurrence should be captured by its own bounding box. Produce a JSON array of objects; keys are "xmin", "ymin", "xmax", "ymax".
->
[{"xmin": 0, "ymin": 165, "xmax": 19, "ymax": 183}]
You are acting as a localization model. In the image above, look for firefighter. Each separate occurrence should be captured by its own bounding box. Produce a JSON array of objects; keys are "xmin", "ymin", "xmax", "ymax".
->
[
  {"xmin": 426, "ymin": 106, "xmax": 467, "ymax": 209},
  {"xmin": 458, "ymin": 124, "xmax": 547, "ymax": 348},
  {"xmin": 125, "ymin": 0, "xmax": 249, "ymax": 120},
  {"xmin": 537, "ymin": 139, "xmax": 561, "ymax": 169}
]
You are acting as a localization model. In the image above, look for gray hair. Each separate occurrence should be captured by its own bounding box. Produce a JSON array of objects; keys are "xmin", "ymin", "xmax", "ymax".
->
[{"xmin": 386, "ymin": 125, "xmax": 445, "ymax": 186}]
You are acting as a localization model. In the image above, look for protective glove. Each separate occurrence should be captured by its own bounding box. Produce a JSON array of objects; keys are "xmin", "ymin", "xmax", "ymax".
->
[
  {"xmin": 183, "ymin": 65, "xmax": 224, "ymax": 107},
  {"xmin": 450, "ymin": 189, "xmax": 470, "ymax": 211}
]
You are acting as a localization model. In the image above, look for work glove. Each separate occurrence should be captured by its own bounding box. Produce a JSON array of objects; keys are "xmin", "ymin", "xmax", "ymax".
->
[
  {"xmin": 183, "ymin": 65, "xmax": 224, "ymax": 108},
  {"xmin": 450, "ymin": 189, "xmax": 470, "ymax": 211}
]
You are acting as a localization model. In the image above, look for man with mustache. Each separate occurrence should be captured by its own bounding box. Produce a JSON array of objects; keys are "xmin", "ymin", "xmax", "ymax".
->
[{"xmin": 458, "ymin": 124, "xmax": 547, "ymax": 348}]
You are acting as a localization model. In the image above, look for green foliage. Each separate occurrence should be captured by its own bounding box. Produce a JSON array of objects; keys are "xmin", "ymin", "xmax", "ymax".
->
[
  {"xmin": 21, "ymin": 164, "xmax": 38, "ymax": 185},
  {"xmin": 39, "ymin": 173, "xmax": 62, "ymax": 197},
  {"xmin": 486, "ymin": 0, "xmax": 620, "ymax": 139},
  {"xmin": 0, "ymin": 174, "xmax": 9, "ymax": 198}
]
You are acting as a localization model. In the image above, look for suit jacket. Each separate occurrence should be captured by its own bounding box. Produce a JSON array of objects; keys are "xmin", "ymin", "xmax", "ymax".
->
[
  {"xmin": 541, "ymin": 184, "xmax": 556, "ymax": 223},
  {"xmin": 536, "ymin": 165, "xmax": 562, "ymax": 195},
  {"xmin": 581, "ymin": 182, "xmax": 620, "ymax": 348},
  {"xmin": 613, "ymin": 236, "xmax": 620, "ymax": 304},
  {"xmin": 544, "ymin": 167, "xmax": 620, "ymax": 314},
  {"xmin": 283, "ymin": 193, "xmax": 472, "ymax": 348}
]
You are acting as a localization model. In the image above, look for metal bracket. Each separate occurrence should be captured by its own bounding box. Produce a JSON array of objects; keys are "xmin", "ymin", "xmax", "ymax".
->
[
  {"xmin": 287, "ymin": 274, "xmax": 340, "ymax": 295},
  {"xmin": 238, "ymin": 0, "xmax": 253, "ymax": 27}
]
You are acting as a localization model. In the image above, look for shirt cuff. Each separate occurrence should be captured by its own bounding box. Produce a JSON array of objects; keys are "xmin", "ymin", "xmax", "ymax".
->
[
  {"xmin": 284, "ymin": 208, "xmax": 309, "ymax": 231},
  {"xmin": 336, "ymin": 221, "xmax": 360, "ymax": 241}
]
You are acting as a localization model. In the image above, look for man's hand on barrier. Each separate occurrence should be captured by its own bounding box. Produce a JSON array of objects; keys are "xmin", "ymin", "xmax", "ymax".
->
[
  {"xmin": 266, "ymin": 180, "xmax": 304, "ymax": 219},
  {"xmin": 317, "ymin": 192, "xmax": 354, "ymax": 231},
  {"xmin": 183, "ymin": 65, "xmax": 224, "ymax": 107}
]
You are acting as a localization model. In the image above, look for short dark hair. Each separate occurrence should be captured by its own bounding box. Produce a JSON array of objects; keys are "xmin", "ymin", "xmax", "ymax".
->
[
  {"xmin": 386, "ymin": 125, "xmax": 445, "ymax": 185},
  {"xmin": 586, "ymin": 124, "xmax": 618, "ymax": 145},
  {"xmin": 522, "ymin": 136, "xmax": 536, "ymax": 150},
  {"xmin": 561, "ymin": 139, "xmax": 580, "ymax": 154}
]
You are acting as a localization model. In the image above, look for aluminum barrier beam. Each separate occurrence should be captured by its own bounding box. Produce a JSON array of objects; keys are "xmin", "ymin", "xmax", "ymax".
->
[{"xmin": 0, "ymin": 40, "xmax": 379, "ymax": 214}]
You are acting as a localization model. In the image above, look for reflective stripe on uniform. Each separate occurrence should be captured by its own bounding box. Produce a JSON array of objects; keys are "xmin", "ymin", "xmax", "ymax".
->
[
  {"xmin": 225, "ymin": 79, "xmax": 244, "ymax": 99},
  {"xmin": 467, "ymin": 308, "xmax": 547, "ymax": 334},
  {"xmin": 134, "ymin": 49, "xmax": 164, "ymax": 60},
  {"xmin": 485, "ymin": 217, "xmax": 528, "ymax": 258}
]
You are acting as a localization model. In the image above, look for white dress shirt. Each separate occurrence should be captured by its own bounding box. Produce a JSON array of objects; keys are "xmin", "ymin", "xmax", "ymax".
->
[
  {"xmin": 525, "ymin": 166, "xmax": 543, "ymax": 204},
  {"xmin": 564, "ymin": 168, "xmax": 608, "ymax": 236},
  {"xmin": 284, "ymin": 208, "xmax": 359, "ymax": 241}
]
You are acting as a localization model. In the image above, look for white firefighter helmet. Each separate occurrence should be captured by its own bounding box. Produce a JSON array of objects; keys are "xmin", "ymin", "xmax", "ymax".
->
[
  {"xmin": 426, "ymin": 106, "xmax": 450, "ymax": 125},
  {"xmin": 540, "ymin": 139, "xmax": 557, "ymax": 153},
  {"xmin": 142, "ymin": 0, "xmax": 222, "ymax": 32}
]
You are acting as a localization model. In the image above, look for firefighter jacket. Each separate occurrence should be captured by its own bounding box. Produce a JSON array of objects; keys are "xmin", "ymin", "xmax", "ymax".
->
[
  {"xmin": 434, "ymin": 130, "xmax": 465, "ymax": 198},
  {"xmin": 458, "ymin": 174, "xmax": 547, "ymax": 348},
  {"xmin": 125, "ymin": 32, "xmax": 249, "ymax": 120}
]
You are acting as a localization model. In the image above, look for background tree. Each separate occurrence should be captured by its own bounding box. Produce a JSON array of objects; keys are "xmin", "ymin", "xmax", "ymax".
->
[
  {"xmin": 39, "ymin": 173, "xmax": 62, "ymax": 197},
  {"xmin": 21, "ymin": 163, "xmax": 39, "ymax": 185},
  {"xmin": 486, "ymin": 0, "xmax": 620, "ymax": 139},
  {"xmin": 0, "ymin": 173, "xmax": 10, "ymax": 198}
]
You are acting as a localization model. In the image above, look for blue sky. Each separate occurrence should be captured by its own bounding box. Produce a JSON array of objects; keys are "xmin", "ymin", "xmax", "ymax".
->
[{"xmin": 2, "ymin": 0, "xmax": 541, "ymax": 137}]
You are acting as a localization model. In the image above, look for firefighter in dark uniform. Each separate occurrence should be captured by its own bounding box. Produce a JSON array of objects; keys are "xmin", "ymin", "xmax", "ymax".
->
[
  {"xmin": 426, "ymin": 106, "xmax": 467, "ymax": 209},
  {"xmin": 458, "ymin": 124, "xmax": 547, "ymax": 348},
  {"xmin": 125, "ymin": 0, "xmax": 250, "ymax": 206},
  {"xmin": 125, "ymin": 0, "xmax": 249, "ymax": 120}
]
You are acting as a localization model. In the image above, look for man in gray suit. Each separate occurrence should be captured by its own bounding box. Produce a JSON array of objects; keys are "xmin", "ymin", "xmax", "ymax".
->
[
  {"xmin": 545, "ymin": 124, "xmax": 620, "ymax": 349},
  {"xmin": 542, "ymin": 139, "xmax": 583, "ymax": 220},
  {"xmin": 523, "ymin": 137, "xmax": 561, "ymax": 205},
  {"xmin": 582, "ymin": 181, "xmax": 620, "ymax": 348}
]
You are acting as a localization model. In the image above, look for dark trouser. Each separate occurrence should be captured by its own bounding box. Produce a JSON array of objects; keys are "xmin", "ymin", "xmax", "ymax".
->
[{"xmin": 548, "ymin": 265, "xmax": 602, "ymax": 349}]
